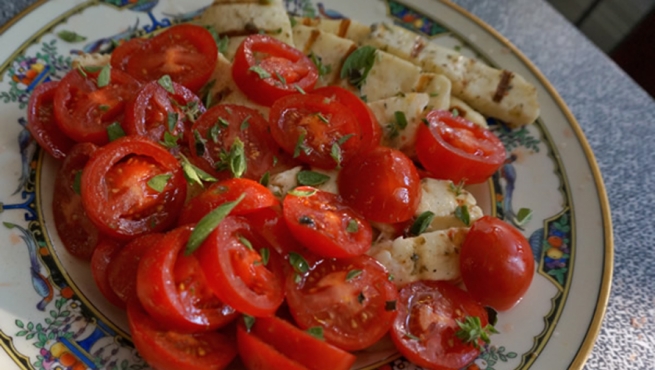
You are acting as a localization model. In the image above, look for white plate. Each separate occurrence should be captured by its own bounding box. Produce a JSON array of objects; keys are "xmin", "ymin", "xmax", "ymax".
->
[{"xmin": 0, "ymin": 0, "xmax": 612, "ymax": 369}]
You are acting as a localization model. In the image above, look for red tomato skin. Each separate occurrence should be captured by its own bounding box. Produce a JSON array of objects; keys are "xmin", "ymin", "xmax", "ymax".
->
[
  {"xmin": 53, "ymin": 68, "xmax": 141, "ymax": 146},
  {"xmin": 90, "ymin": 238, "xmax": 126, "ymax": 308},
  {"xmin": 124, "ymin": 24, "xmax": 217, "ymax": 92},
  {"xmin": 232, "ymin": 35, "xmax": 318, "ymax": 106},
  {"xmin": 196, "ymin": 216, "xmax": 285, "ymax": 317},
  {"xmin": 128, "ymin": 300, "xmax": 237, "ymax": 370},
  {"xmin": 53, "ymin": 142, "xmax": 100, "ymax": 260},
  {"xmin": 283, "ymin": 187, "xmax": 372, "ymax": 258},
  {"xmin": 137, "ymin": 225, "xmax": 238, "ymax": 333},
  {"xmin": 460, "ymin": 216, "xmax": 534, "ymax": 311},
  {"xmin": 415, "ymin": 110, "xmax": 505, "ymax": 184},
  {"xmin": 244, "ymin": 203, "xmax": 307, "ymax": 257},
  {"xmin": 390, "ymin": 280, "xmax": 488, "ymax": 370},
  {"xmin": 81, "ymin": 136, "xmax": 187, "ymax": 240},
  {"xmin": 27, "ymin": 81, "xmax": 75, "ymax": 159},
  {"xmin": 237, "ymin": 324, "xmax": 309, "ymax": 370},
  {"xmin": 110, "ymin": 37, "xmax": 148, "ymax": 72},
  {"xmin": 338, "ymin": 146, "xmax": 421, "ymax": 223},
  {"xmin": 252, "ymin": 316, "xmax": 356, "ymax": 370},
  {"xmin": 178, "ymin": 178, "xmax": 277, "ymax": 226},
  {"xmin": 286, "ymin": 255, "xmax": 398, "ymax": 351}
]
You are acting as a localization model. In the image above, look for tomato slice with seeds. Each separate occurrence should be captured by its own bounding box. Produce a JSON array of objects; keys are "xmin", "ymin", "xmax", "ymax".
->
[
  {"xmin": 27, "ymin": 81, "xmax": 75, "ymax": 159},
  {"xmin": 81, "ymin": 136, "xmax": 187, "ymax": 240},
  {"xmin": 416, "ymin": 110, "xmax": 505, "ymax": 184},
  {"xmin": 195, "ymin": 216, "xmax": 285, "ymax": 317},
  {"xmin": 54, "ymin": 67, "xmax": 141, "ymax": 146},
  {"xmin": 285, "ymin": 255, "xmax": 398, "ymax": 351},
  {"xmin": 90, "ymin": 238, "xmax": 125, "ymax": 308},
  {"xmin": 53, "ymin": 142, "xmax": 100, "ymax": 260},
  {"xmin": 128, "ymin": 300, "xmax": 237, "ymax": 370},
  {"xmin": 283, "ymin": 187, "xmax": 372, "ymax": 258},
  {"xmin": 232, "ymin": 34, "xmax": 318, "ymax": 106},
  {"xmin": 390, "ymin": 280, "xmax": 489, "ymax": 370},
  {"xmin": 269, "ymin": 93, "xmax": 362, "ymax": 169},
  {"xmin": 124, "ymin": 24, "xmax": 217, "ymax": 92}
]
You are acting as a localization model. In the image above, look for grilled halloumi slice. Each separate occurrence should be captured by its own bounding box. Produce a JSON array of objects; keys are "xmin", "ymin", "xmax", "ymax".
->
[
  {"xmin": 356, "ymin": 50, "xmax": 423, "ymax": 102},
  {"xmin": 415, "ymin": 73, "xmax": 451, "ymax": 111},
  {"xmin": 367, "ymin": 93, "xmax": 429, "ymax": 156},
  {"xmin": 291, "ymin": 17, "xmax": 371, "ymax": 44},
  {"xmin": 71, "ymin": 53, "xmax": 110, "ymax": 69},
  {"xmin": 362, "ymin": 23, "xmax": 539, "ymax": 128},
  {"xmin": 449, "ymin": 96, "xmax": 488, "ymax": 129},
  {"xmin": 416, "ymin": 178, "xmax": 484, "ymax": 232}
]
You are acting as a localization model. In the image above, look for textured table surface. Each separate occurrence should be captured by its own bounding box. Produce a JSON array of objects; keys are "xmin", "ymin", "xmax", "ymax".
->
[{"xmin": 2, "ymin": 0, "xmax": 654, "ymax": 369}]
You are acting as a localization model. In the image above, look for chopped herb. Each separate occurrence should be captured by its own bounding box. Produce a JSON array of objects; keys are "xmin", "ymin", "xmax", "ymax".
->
[
  {"xmin": 294, "ymin": 84, "xmax": 307, "ymax": 94},
  {"xmin": 309, "ymin": 53, "xmax": 332, "ymax": 77},
  {"xmin": 409, "ymin": 211, "xmax": 435, "ymax": 236},
  {"xmin": 429, "ymin": 92, "xmax": 439, "ymax": 97},
  {"xmin": 167, "ymin": 112, "xmax": 179, "ymax": 133},
  {"xmin": 293, "ymin": 128, "xmax": 310, "ymax": 158},
  {"xmin": 215, "ymin": 138, "xmax": 247, "ymax": 178},
  {"xmin": 106, "ymin": 122, "xmax": 125, "ymax": 142},
  {"xmin": 385, "ymin": 300, "xmax": 397, "ymax": 311},
  {"xmin": 288, "ymin": 252, "xmax": 309, "ymax": 275},
  {"xmin": 160, "ymin": 131, "xmax": 181, "ymax": 149},
  {"xmin": 76, "ymin": 65, "xmax": 88, "ymax": 78},
  {"xmin": 396, "ymin": 91, "xmax": 406, "ymax": 98},
  {"xmin": 289, "ymin": 16, "xmax": 298, "ymax": 27},
  {"xmin": 346, "ymin": 269, "xmax": 362, "ymax": 281},
  {"xmin": 239, "ymin": 235, "xmax": 253, "ymax": 250},
  {"xmin": 316, "ymin": 112, "xmax": 330, "ymax": 124},
  {"xmin": 357, "ymin": 292, "xmax": 366, "ymax": 304},
  {"xmin": 72, "ymin": 171, "xmax": 82, "ymax": 195},
  {"xmin": 455, "ymin": 205, "xmax": 471, "ymax": 226},
  {"xmin": 158, "ymin": 75, "xmax": 175, "ymax": 94},
  {"xmin": 243, "ymin": 314, "xmax": 256, "ymax": 332},
  {"xmin": 297, "ymin": 171, "xmax": 330, "ymax": 186},
  {"xmin": 249, "ymin": 66, "xmax": 271, "ymax": 79},
  {"xmin": 455, "ymin": 316, "xmax": 499, "ymax": 349},
  {"xmin": 330, "ymin": 142, "xmax": 344, "ymax": 169},
  {"xmin": 449, "ymin": 180, "xmax": 465, "ymax": 196},
  {"xmin": 240, "ymin": 116, "xmax": 251, "ymax": 131},
  {"xmin": 147, "ymin": 174, "xmax": 172, "ymax": 193},
  {"xmin": 394, "ymin": 111, "xmax": 408, "ymax": 129},
  {"xmin": 186, "ymin": 193, "xmax": 246, "ymax": 254},
  {"xmin": 96, "ymin": 65, "xmax": 111, "ymax": 88},
  {"xmin": 57, "ymin": 30, "xmax": 87, "ymax": 43},
  {"xmin": 388, "ymin": 274, "xmax": 394, "ymax": 281},
  {"xmin": 451, "ymin": 108, "xmax": 460, "ymax": 117},
  {"xmin": 182, "ymin": 100, "xmax": 202, "ymax": 123},
  {"xmin": 209, "ymin": 124, "xmax": 222, "ymax": 143},
  {"xmin": 405, "ymin": 332, "xmax": 420, "ymax": 341},
  {"xmin": 340, "ymin": 45, "xmax": 377, "ymax": 88},
  {"xmin": 193, "ymin": 130, "xmax": 207, "ymax": 156},
  {"xmin": 198, "ymin": 79, "xmax": 217, "ymax": 108},
  {"xmin": 288, "ymin": 187, "xmax": 318, "ymax": 197},
  {"xmin": 272, "ymin": 156, "xmax": 278, "ymax": 166},
  {"xmin": 516, "ymin": 208, "xmax": 533, "ymax": 226},
  {"xmin": 98, "ymin": 104, "xmax": 110, "ymax": 112},
  {"xmin": 275, "ymin": 71, "xmax": 287, "ymax": 85},
  {"xmin": 346, "ymin": 219, "xmax": 359, "ymax": 233},
  {"xmin": 338, "ymin": 134, "xmax": 354, "ymax": 145},
  {"xmin": 179, "ymin": 154, "xmax": 217, "ymax": 187},
  {"xmin": 259, "ymin": 171, "xmax": 270, "ymax": 187},
  {"xmin": 306, "ymin": 327, "xmax": 324, "ymax": 340},
  {"xmin": 218, "ymin": 117, "xmax": 230, "ymax": 128},
  {"xmin": 259, "ymin": 248, "xmax": 270, "ymax": 266}
]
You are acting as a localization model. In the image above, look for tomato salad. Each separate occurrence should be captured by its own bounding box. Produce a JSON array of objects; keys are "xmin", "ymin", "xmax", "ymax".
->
[{"xmin": 29, "ymin": 22, "xmax": 535, "ymax": 370}]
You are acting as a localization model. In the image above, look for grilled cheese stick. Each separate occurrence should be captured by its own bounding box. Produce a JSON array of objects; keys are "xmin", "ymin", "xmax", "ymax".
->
[
  {"xmin": 449, "ymin": 96, "xmax": 488, "ymax": 129},
  {"xmin": 291, "ymin": 16, "xmax": 371, "ymax": 44}
]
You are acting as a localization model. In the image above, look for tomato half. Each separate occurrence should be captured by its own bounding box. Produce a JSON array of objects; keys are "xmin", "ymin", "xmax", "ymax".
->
[
  {"xmin": 123, "ymin": 80, "xmax": 204, "ymax": 143},
  {"xmin": 188, "ymin": 104, "xmax": 293, "ymax": 181},
  {"xmin": 283, "ymin": 187, "xmax": 372, "ymax": 258},
  {"xmin": 460, "ymin": 216, "xmax": 534, "ymax": 311},
  {"xmin": 137, "ymin": 225, "xmax": 238, "ymax": 332},
  {"xmin": 53, "ymin": 142, "xmax": 100, "ymax": 260},
  {"xmin": 90, "ymin": 238, "xmax": 125, "ymax": 308},
  {"xmin": 244, "ymin": 203, "xmax": 306, "ymax": 257},
  {"xmin": 128, "ymin": 300, "xmax": 237, "ymax": 370},
  {"xmin": 54, "ymin": 67, "xmax": 141, "ymax": 145},
  {"xmin": 338, "ymin": 146, "xmax": 421, "ymax": 223},
  {"xmin": 269, "ymin": 93, "xmax": 362, "ymax": 169},
  {"xmin": 196, "ymin": 216, "xmax": 285, "ymax": 317},
  {"xmin": 232, "ymin": 34, "xmax": 318, "ymax": 106},
  {"xmin": 27, "ymin": 81, "xmax": 75, "ymax": 159},
  {"xmin": 124, "ymin": 24, "xmax": 217, "ymax": 92},
  {"xmin": 110, "ymin": 37, "xmax": 148, "ymax": 72},
  {"xmin": 390, "ymin": 281, "xmax": 489, "ymax": 370},
  {"xmin": 286, "ymin": 255, "xmax": 398, "ymax": 351},
  {"xmin": 416, "ymin": 110, "xmax": 506, "ymax": 184},
  {"xmin": 81, "ymin": 136, "xmax": 187, "ymax": 240},
  {"xmin": 237, "ymin": 324, "xmax": 309, "ymax": 370}
]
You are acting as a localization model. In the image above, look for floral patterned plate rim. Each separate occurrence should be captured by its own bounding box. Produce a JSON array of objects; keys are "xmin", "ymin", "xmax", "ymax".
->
[{"xmin": 0, "ymin": 1, "xmax": 612, "ymax": 369}]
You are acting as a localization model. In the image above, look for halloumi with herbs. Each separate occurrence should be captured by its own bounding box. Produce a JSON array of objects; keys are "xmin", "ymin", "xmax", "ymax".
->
[
  {"xmin": 367, "ymin": 93, "xmax": 429, "ymax": 156},
  {"xmin": 415, "ymin": 178, "xmax": 484, "ymax": 232},
  {"xmin": 291, "ymin": 16, "xmax": 371, "ymax": 44},
  {"xmin": 449, "ymin": 96, "xmax": 488, "ymax": 129}
]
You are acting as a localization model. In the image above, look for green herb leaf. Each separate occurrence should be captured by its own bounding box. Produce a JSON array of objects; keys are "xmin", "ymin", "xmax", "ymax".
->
[
  {"xmin": 147, "ymin": 174, "xmax": 172, "ymax": 193},
  {"xmin": 186, "ymin": 193, "xmax": 246, "ymax": 254},
  {"xmin": 293, "ymin": 128, "xmax": 309, "ymax": 158},
  {"xmin": 288, "ymin": 187, "xmax": 318, "ymax": 197},
  {"xmin": 451, "ymin": 108, "xmax": 460, "ymax": 117},
  {"xmin": 275, "ymin": 71, "xmax": 287, "ymax": 85},
  {"xmin": 57, "ymin": 30, "xmax": 87, "ymax": 43},
  {"xmin": 180, "ymin": 154, "xmax": 217, "ymax": 187},
  {"xmin": 289, "ymin": 16, "xmax": 298, "ymax": 27},
  {"xmin": 409, "ymin": 211, "xmax": 435, "ymax": 236},
  {"xmin": 516, "ymin": 208, "xmax": 533, "ymax": 226},
  {"xmin": 316, "ymin": 112, "xmax": 330, "ymax": 125},
  {"xmin": 229, "ymin": 138, "xmax": 247, "ymax": 178},
  {"xmin": 198, "ymin": 79, "xmax": 217, "ymax": 108},
  {"xmin": 405, "ymin": 332, "xmax": 420, "ymax": 341},
  {"xmin": 455, "ymin": 205, "xmax": 471, "ymax": 226},
  {"xmin": 394, "ymin": 111, "xmax": 408, "ymax": 130},
  {"xmin": 297, "ymin": 171, "xmax": 330, "ymax": 186},
  {"xmin": 98, "ymin": 104, "xmax": 110, "ymax": 112},
  {"xmin": 239, "ymin": 235, "xmax": 253, "ymax": 250},
  {"xmin": 249, "ymin": 66, "xmax": 271, "ymax": 79},
  {"xmin": 259, "ymin": 248, "xmax": 270, "ymax": 266},
  {"xmin": 294, "ymin": 84, "xmax": 307, "ymax": 94},
  {"xmin": 240, "ymin": 116, "xmax": 251, "ymax": 131},
  {"xmin": 309, "ymin": 53, "xmax": 332, "ymax": 77},
  {"xmin": 158, "ymin": 75, "xmax": 175, "ymax": 94},
  {"xmin": 160, "ymin": 131, "xmax": 181, "ymax": 149},
  {"xmin": 306, "ymin": 327, "xmax": 324, "ymax": 340},
  {"xmin": 346, "ymin": 269, "xmax": 362, "ymax": 281},
  {"xmin": 259, "ymin": 171, "xmax": 270, "ymax": 187},
  {"xmin": 96, "ymin": 65, "xmax": 111, "ymax": 88},
  {"xmin": 330, "ymin": 142, "xmax": 343, "ymax": 168},
  {"xmin": 288, "ymin": 252, "xmax": 309, "ymax": 275},
  {"xmin": 167, "ymin": 112, "xmax": 179, "ymax": 133},
  {"xmin": 346, "ymin": 219, "xmax": 358, "ymax": 233},
  {"xmin": 340, "ymin": 45, "xmax": 377, "ymax": 88},
  {"xmin": 338, "ymin": 134, "xmax": 354, "ymax": 145},
  {"xmin": 429, "ymin": 92, "xmax": 439, "ymax": 97},
  {"xmin": 218, "ymin": 36, "xmax": 229, "ymax": 55},
  {"xmin": 455, "ymin": 316, "xmax": 499, "ymax": 349},
  {"xmin": 218, "ymin": 117, "xmax": 230, "ymax": 128},
  {"xmin": 449, "ymin": 180, "xmax": 465, "ymax": 196},
  {"xmin": 209, "ymin": 123, "xmax": 222, "ymax": 143},
  {"xmin": 72, "ymin": 171, "xmax": 82, "ymax": 195},
  {"xmin": 243, "ymin": 314, "xmax": 256, "ymax": 332},
  {"xmin": 107, "ymin": 122, "xmax": 125, "ymax": 142}
]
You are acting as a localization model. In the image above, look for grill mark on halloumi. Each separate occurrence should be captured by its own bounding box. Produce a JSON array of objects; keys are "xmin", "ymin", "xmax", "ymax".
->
[
  {"xmin": 410, "ymin": 36, "xmax": 426, "ymax": 58},
  {"xmin": 337, "ymin": 19, "xmax": 351, "ymax": 38},
  {"xmin": 493, "ymin": 70, "xmax": 514, "ymax": 103},
  {"xmin": 301, "ymin": 29, "xmax": 321, "ymax": 55},
  {"xmin": 414, "ymin": 74, "xmax": 434, "ymax": 93}
]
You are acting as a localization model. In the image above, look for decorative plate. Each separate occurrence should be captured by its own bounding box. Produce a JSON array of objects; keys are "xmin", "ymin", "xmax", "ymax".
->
[{"xmin": 0, "ymin": 0, "xmax": 612, "ymax": 369}]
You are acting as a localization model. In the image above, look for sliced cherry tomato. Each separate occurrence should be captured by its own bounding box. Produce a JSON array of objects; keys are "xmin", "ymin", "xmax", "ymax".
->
[
  {"xmin": 110, "ymin": 37, "xmax": 148, "ymax": 72},
  {"xmin": 286, "ymin": 255, "xmax": 398, "ymax": 351},
  {"xmin": 107, "ymin": 233, "xmax": 162, "ymax": 305},
  {"xmin": 123, "ymin": 80, "xmax": 204, "ymax": 143},
  {"xmin": 338, "ymin": 146, "xmax": 421, "ymax": 223},
  {"xmin": 237, "ymin": 324, "xmax": 309, "ymax": 370},
  {"xmin": 250, "ymin": 316, "xmax": 356, "ymax": 370},
  {"xmin": 232, "ymin": 35, "xmax": 318, "ymax": 106},
  {"xmin": 283, "ymin": 187, "xmax": 372, "ymax": 258},
  {"xmin": 124, "ymin": 24, "xmax": 217, "ymax": 92},
  {"xmin": 81, "ymin": 136, "xmax": 187, "ymax": 240},
  {"xmin": 27, "ymin": 81, "xmax": 75, "ymax": 159},
  {"xmin": 53, "ymin": 142, "xmax": 100, "ymax": 260},
  {"xmin": 128, "ymin": 300, "xmax": 237, "ymax": 370},
  {"xmin": 137, "ymin": 225, "xmax": 238, "ymax": 332},
  {"xmin": 54, "ymin": 67, "xmax": 141, "ymax": 145},
  {"xmin": 188, "ymin": 104, "xmax": 293, "ymax": 180},
  {"xmin": 269, "ymin": 93, "xmax": 362, "ymax": 169},
  {"xmin": 312, "ymin": 86, "xmax": 381, "ymax": 152},
  {"xmin": 416, "ymin": 110, "xmax": 506, "ymax": 184},
  {"xmin": 244, "ymin": 203, "xmax": 306, "ymax": 257},
  {"xmin": 460, "ymin": 216, "xmax": 534, "ymax": 311},
  {"xmin": 390, "ymin": 280, "xmax": 489, "ymax": 370},
  {"xmin": 90, "ymin": 238, "xmax": 125, "ymax": 308},
  {"xmin": 196, "ymin": 216, "xmax": 285, "ymax": 317}
]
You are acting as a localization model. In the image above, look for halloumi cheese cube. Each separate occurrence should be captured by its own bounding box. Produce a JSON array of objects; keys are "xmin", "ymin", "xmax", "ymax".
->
[
  {"xmin": 415, "ymin": 73, "xmax": 451, "ymax": 111},
  {"xmin": 358, "ymin": 50, "xmax": 422, "ymax": 101},
  {"xmin": 71, "ymin": 53, "xmax": 110, "ymax": 69},
  {"xmin": 367, "ymin": 93, "xmax": 429, "ymax": 156},
  {"xmin": 416, "ymin": 178, "xmax": 484, "ymax": 232},
  {"xmin": 291, "ymin": 17, "xmax": 371, "ymax": 44},
  {"xmin": 449, "ymin": 96, "xmax": 488, "ymax": 129}
]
